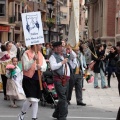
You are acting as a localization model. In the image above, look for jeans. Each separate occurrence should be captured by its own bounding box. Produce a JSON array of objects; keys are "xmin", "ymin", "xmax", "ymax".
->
[{"xmin": 94, "ymin": 69, "xmax": 106, "ymax": 88}]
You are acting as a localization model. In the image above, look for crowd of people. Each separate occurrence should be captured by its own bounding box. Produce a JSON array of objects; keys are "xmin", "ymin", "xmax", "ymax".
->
[{"xmin": 0, "ymin": 39, "xmax": 120, "ymax": 120}]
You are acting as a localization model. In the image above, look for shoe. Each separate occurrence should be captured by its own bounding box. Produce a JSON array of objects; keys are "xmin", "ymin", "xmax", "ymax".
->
[
  {"xmin": 9, "ymin": 104, "xmax": 18, "ymax": 108},
  {"xmin": 52, "ymin": 113, "xmax": 59, "ymax": 119},
  {"xmin": 18, "ymin": 112, "xmax": 26, "ymax": 120},
  {"xmin": 82, "ymin": 88, "xmax": 86, "ymax": 91},
  {"xmin": 77, "ymin": 102, "xmax": 86, "ymax": 106},
  {"xmin": 67, "ymin": 101, "xmax": 71, "ymax": 105},
  {"xmin": 102, "ymin": 86, "xmax": 108, "ymax": 89},
  {"xmin": 94, "ymin": 86, "xmax": 100, "ymax": 89},
  {"xmin": 32, "ymin": 118, "xmax": 37, "ymax": 120}
]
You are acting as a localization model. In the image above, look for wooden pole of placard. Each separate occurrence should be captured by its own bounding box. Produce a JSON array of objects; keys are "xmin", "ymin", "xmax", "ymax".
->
[
  {"xmin": 34, "ymin": 46, "xmax": 43, "ymax": 90},
  {"xmin": 22, "ymin": 0, "xmax": 43, "ymax": 90}
]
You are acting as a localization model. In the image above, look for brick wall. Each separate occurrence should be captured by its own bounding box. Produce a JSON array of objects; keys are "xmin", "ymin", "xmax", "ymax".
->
[{"xmin": 107, "ymin": 0, "xmax": 116, "ymax": 36}]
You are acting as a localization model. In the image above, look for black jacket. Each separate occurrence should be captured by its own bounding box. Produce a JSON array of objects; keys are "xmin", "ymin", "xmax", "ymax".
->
[{"xmin": 92, "ymin": 50, "xmax": 105, "ymax": 73}]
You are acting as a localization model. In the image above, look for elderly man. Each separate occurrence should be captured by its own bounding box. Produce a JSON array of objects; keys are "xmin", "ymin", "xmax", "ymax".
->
[
  {"xmin": 67, "ymin": 46, "xmax": 86, "ymax": 106},
  {"xmin": 49, "ymin": 41, "xmax": 76, "ymax": 120}
]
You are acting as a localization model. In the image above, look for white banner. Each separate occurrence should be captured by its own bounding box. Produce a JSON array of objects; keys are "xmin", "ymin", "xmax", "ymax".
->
[
  {"xmin": 21, "ymin": 12, "xmax": 44, "ymax": 46},
  {"xmin": 68, "ymin": 0, "xmax": 80, "ymax": 47}
]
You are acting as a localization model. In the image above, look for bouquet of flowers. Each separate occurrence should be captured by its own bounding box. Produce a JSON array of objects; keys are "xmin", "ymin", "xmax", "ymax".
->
[
  {"xmin": 6, "ymin": 64, "xmax": 16, "ymax": 80},
  {"xmin": 84, "ymin": 71, "xmax": 94, "ymax": 83},
  {"xmin": 6, "ymin": 64, "xmax": 15, "ymax": 70}
]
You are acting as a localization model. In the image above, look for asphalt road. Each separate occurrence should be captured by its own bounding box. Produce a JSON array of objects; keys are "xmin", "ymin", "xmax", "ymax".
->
[{"xmin": 0, "ymin": 94, "xmax": 117, "ymax": 120}]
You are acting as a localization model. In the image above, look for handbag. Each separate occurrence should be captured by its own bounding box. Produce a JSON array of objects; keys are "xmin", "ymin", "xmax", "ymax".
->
[{"xmin": 88, "ymin": 61, "xmax": 96, "ymax": 71}]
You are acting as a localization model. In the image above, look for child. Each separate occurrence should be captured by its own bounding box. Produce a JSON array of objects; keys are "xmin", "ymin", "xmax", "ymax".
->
[{"xmin": 6, "ymin": 57, "xmax": 26, "ymax": 108}]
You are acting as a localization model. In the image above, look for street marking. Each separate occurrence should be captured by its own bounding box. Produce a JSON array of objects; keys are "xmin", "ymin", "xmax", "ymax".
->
[
  {"xmin": 67, "ymin": 116, "xmax": 115, "ymax": 119},
  {"xmin": 0, "ymin": 115, "xmax": 16, "ymax": 117},
  {"xmin": 0, "ymin": 115, "xmax": 28, "ymax": 118},
  {"xmin": 0, "ymin": 116, "xmax": 116, "ymax": 120}
]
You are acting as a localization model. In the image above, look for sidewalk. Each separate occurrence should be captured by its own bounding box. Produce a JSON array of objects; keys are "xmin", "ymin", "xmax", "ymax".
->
[{"xmin": 71, "ymin": 75, "xmax": 120, "ymax": 111}]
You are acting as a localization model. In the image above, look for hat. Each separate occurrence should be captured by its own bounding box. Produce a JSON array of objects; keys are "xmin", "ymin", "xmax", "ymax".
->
[{"xmin": 52, "ymin": 41, "xmax": 62, "ymax": 47}]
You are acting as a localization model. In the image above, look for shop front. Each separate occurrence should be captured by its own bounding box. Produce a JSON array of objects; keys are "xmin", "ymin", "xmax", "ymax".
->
[{"xmin": 0, "ymin": 25, "xmax": 10, "ymax": 43}]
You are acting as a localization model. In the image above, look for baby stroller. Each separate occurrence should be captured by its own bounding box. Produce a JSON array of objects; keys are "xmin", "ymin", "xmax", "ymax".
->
[{"xmin": 40, "ymin": 69, "xmax": 58, "ymax": 108}]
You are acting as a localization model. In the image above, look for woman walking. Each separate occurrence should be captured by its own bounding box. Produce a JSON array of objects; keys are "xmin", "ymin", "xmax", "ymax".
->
[
  {"xmin": 93, "ymin": 44, "xmax": 107, "ymax": 89},
  {"xmin": 0, "ymin": 42, "xmax": 16, "ymax": 100},
  {"xmin": 18, "ymin": 44, "xmax": 47, "ymax": 120},
  {"xmin": 106, "ymin": 46, "xmax": 118, "ymax": 87}
]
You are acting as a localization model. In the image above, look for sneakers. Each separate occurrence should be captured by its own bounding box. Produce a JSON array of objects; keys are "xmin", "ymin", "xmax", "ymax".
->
[
  {"xmin": 18, "ymin": 112, "xmax": 26, "ymax": 120},
  {"xmin": 94, "ymin": 86, "xmax": 100, "ymax": 89},
  {"xmin": 102, "ymin": 86, "xmax": 108, "ymax": 89}
]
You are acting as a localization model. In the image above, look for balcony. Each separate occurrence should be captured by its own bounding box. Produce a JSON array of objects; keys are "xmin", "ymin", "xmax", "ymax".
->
[
  {"xmin": 85, "ymin": 0, "xmax": 98, "ymax": 6},
  {"xmin": 9, "ymin": 16, "xmax": 15, "ymax": 23}
]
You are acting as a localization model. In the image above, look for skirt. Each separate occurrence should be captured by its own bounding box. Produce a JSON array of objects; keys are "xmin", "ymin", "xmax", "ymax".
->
[
  {"xmin": 22, "ymin": 76, "xmax": 42, "ymax": 99},
  {"xmin": 6, "ymin": 79, "xmax": 26, "ymax": 100}
]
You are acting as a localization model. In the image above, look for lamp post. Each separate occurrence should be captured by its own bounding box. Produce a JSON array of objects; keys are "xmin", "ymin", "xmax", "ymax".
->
[{"xmin": 47, "ymin": 0, "xmax": 54, "ymax": 43}]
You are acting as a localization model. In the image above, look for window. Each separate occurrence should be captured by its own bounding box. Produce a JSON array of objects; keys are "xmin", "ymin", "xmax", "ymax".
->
[
  {"xmin": 62, "ymin": 12, "xmax": 67, "ymax": 19},
  {"xmin": 63, "ymin": 0, "xmax": 67, "ymax": 6},
  {"xmin": 0, "ymin": 4, "xmax": 5, "ymax": 16}
]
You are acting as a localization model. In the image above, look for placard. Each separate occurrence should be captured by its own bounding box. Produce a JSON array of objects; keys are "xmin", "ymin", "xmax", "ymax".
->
[{"xmin": 21, "ymin": 12, "xmax": 44, "ymax": 46}]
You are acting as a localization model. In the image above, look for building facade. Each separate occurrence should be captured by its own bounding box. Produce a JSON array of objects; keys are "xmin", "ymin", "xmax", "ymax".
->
[
  {"xmin": 0, "ymin": 0, "xmax": 63, "ymax": 43},
  {"xmin": 0, "ymin": 0, "xmax": 23, "ymax": 43},
  {"xmin": 79, "ymin": 0, "xmax": 88, "ymax": 41},
  {"xmin": 115, "ymin": 0, "xmax": 120, "ymax": 43},
  {"xmin": 85, "ymin": 0, "xmax": 116, "ymax": 45}
]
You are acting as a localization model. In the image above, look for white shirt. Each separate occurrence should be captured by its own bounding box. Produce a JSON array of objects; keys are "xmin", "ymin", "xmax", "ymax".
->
[
  {"xmin": 49, "ymin": 54, "xmax": 70, "ymax": 76},
  {"xmin": 22, "ymin": 52, "xmax": 47, "ymax": 72}
]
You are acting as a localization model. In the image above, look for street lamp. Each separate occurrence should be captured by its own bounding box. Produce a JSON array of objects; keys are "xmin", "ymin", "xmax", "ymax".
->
[{"xmin": 47, "ymin": 0, "xmax": 54, "ymax": 42}]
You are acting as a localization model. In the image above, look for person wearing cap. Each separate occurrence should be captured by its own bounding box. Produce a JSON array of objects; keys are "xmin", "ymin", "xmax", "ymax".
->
[
  {"xmin": 49, "ymin": 41, "xmax": 76, "ymax": 120},
  {"xmin": 116, "ymin": 41, "xmax": 120, "ymax": 120}
]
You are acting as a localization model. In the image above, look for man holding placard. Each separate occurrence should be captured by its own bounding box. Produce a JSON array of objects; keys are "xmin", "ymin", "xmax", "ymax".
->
[{"xmin": 18, "ymin": 12, "xmax": 47, "ymax": 120}]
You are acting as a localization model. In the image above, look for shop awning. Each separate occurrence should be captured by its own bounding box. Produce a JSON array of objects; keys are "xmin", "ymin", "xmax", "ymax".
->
[{"xmin": 0, "ymin": 26, "xmax": 10, "ymax": 32}]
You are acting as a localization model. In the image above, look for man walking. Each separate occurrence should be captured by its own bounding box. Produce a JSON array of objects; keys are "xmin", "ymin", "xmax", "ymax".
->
[
  {"xmin": 49, "ymin": 41, "xmax": 75, "ymax": 120},
  {"xmin": 67, "ymin": 47, "xmax": 86, "ymax": 106}
]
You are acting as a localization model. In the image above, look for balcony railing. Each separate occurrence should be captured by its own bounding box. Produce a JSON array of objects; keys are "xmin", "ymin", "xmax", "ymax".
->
[{"xmin": 9, "ymin": 16, "xmax": 15, "ymax": 23}]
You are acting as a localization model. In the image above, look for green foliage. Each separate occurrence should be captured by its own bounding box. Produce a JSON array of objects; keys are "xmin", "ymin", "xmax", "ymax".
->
[{"xmin": 46, "ymin": 18, "xmax": 55, "ymax": 28}]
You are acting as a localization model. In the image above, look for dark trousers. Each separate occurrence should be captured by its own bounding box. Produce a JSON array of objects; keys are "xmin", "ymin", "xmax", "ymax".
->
[
  {"xmin": 53, "ymin": 80, "xmax": 69, "ymax": 120},
  {"xmin": 116, "ymin": 107, "xmax": 120, "ymax": 120},
  {"xmin": 115, "ymin": 73, "xmax": 120, "ymax": 96},
  {"xmin": 1, "ymin": 75, "xmax": 7, "ymax": 97},
  {"xmin": 107, "ymin": 73, "xmax": 112, "ymax": 87},
  {"xmin": 67, "ymin": 74, "xmax": 82, "ymax": 103}
]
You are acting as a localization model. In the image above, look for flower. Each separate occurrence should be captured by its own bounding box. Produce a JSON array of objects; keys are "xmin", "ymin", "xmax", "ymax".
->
[{"xmin": 6, "ymin": 64, "xmax": 15, "ymax": 70}]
